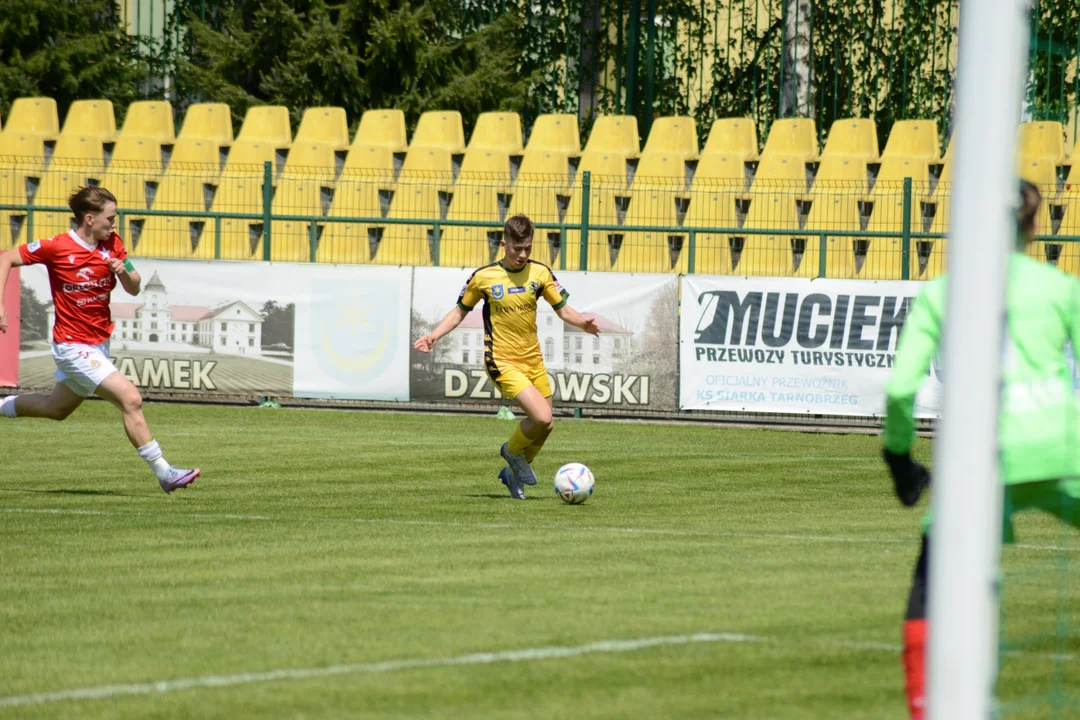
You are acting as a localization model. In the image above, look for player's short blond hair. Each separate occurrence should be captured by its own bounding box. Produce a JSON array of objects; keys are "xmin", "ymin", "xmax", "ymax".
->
[
  {"xmin": 504, "ymin": 214, "xmax": 534, "ymax": 245},
  {"xmin": 68, "ymin": 186, "xmax": 117, "ymax": 224}
]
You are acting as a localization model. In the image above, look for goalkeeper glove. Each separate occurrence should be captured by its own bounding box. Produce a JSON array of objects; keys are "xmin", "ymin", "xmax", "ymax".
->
[{"xmin": 882, "ymin": 450, "xmax": 930, "ymax": 507}]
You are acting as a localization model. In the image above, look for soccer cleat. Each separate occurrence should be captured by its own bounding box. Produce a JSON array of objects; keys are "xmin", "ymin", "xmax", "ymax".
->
[
  {"xmin": 500, "ymin": 442, "xmax": 537, "ymax": 486},
  {"xmin": 160, "ymin": 467, "xmax": 200, "ymax": 494},
  {"xmin": 499, "ymin": 466, "xmax": 525, "ymax": 500}
]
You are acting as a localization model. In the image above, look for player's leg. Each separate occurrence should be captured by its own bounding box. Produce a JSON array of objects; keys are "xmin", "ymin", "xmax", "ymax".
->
[
  {"xmin": 94, "ymin": 372, "xmax": 199, "ymax": 493},
  {"xmin": 902, "ymin": 534, "xmax": 929, "ymax": 720},
  {"xmin": 524, "ymin": 394, "xmax": 555, "ymax": 463},
  {"xmin": 0, "ymin": 383, "xmax": 84, "ymax": 420},
  {"xmin": 502, "ymin": 386, "xmax": 552, "ymax": 487}
]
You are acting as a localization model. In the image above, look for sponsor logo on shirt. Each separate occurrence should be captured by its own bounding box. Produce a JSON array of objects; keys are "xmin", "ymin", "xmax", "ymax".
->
[
  {"xmin": 75, "ymin": 268, "xmax": 94, "ymax": 281},
  {"xmin": 529, "ymin": 281, "xmax": 541, "ymax": 296},
  {"xmin": 68, "ymin": 254, "xmax": 76, "ymax": 264},
  {"xmin": 508, "ymin": 286, "xmax": 526, "ymax": 294},
  {"xmin": 63, "ymin": 278, "xmax": 112, "ymax": 293},
  {"xmin": 491, "ymin": 284, "xmax": 504, "ymax": 300},
  {"xmin": 27, "ymin": 240, "xmax": 41, "ymax": 254}
]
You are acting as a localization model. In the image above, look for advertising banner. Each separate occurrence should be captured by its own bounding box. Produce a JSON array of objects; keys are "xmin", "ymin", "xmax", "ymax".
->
[
  {"xmin": 0, "ymin": 267, "xmax": 19, "ymax": 387},
  {"xmin": 679, "ymin": 275, "xmax": 943, "ymax": 417},
  {"xmin": 410, "ymin": 268, "xmax": 679, "ymax": 411},
  {"xmin": 17, "ymin": 259, "xmax": 411, "ymax": 400}
]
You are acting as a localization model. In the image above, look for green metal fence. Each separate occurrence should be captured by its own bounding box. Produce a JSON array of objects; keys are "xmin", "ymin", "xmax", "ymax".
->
[{"xmin": 4, "ymin": 155, "xmax": 1080, "ymax": 279}]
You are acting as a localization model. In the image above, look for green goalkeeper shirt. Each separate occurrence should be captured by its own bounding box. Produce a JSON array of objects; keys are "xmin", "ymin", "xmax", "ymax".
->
[{"xmin": 883, "ymin": 252, "xmax": 1080, "ymax": 484}]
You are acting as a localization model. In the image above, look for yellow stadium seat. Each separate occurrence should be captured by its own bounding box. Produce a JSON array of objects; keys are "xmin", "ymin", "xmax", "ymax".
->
[
  {"xmin": 692, "ymin": 153, "xmax": 748, "ymax": 191},
  {"xmin": 506, "ymin": 184, "xmax": 567, "ymax": 268},
  {"xmin": 762, "ymin": 119, "xmax": 818, "ymax": 161},
  {"xmin": 918, "ymin": 196, "xmax": 949, "ymax": 280},
  {"xmin": 318, "ymin": 146, "xmax": 396, "ymax": 264},
  {"xmin": 860, "ymin": 192, "xmax": 920, "ymax": 279},
  {"xmin": 1016, "ymin": 155, "xmax": 1058, "ymax": 188},
  {"xmin": 821, "ymin": 118, "xmax": 879, "ymax": 160},
  {"xmin": 101, "ymin": 136, "xmax": 163, "ymax": 212},
  {"xmin": 735, "ymin": 193, "xmax": 814, "ymax": 277},
  {"xmin": 33, "ymin": 135, "xmax": 106, "ymax": 239},
  {"xmin": 222, "ymin": 139, "xmax": 278, "ymax": 175},
  {"xmin": 565, "ymin": 183, "xmax": 622, "ymax": 272},
  {"xmin": 6, "ymin": 98, "xmax": 59, "ymax": 139},
  {"xmin": 469, "ymin": 112, "xmax": 523, "ymax": 153},
  {"xmin": 616, "ymin": 186, "xmax": 687, "ymax": 273},
  {"xmin": 805, "ymin": 195, "xmax": 863, "ymax": 279},
  {"xmin": 632, "ymin": 152, "xmax": 688, "ymax": 189},
  {"xmin": 584, "ymin": 115, "xmax": 640, "ymax": 157},
  {"xmin": 135, "ymin": 175, "xmax": 216, "ymax": 258},
  {"xmin": 295, "ymin": 107, "xmax": 349, "ymax": 149},
  {"xmin": 60, "ymin": 100, "xmax": 116, "ymax": 142},
  {"xmin": 575, "ymin": 150, "xmax": 629, "ymax": 189},
  {"xmin": 1016, "ymin": 121, "xmax": 1065, "ymax": 163},
  {"xmin": 882, "ymin": 119, "xmax": 939, "ymax": 160},
  {"xmin": 269, "ymin": 176, "xmax": 331, "ymax": 262},
  {"xmin": 372, "ymin": 147, "xmax": 455, "ymax": 266},
  {"xmin": 168, "ymin": 138, "xmax": 223, "ymax": 180},
  {"xmin": 750, "ymin": 154, "xmax": 807, "ymax": 193},
  {"xmin": 525, "ymin": 114, "xmax": 581, "ymax": 155},
  {"xmin": 237, "ymin": 106, "xmax": 292, "ymax": 147},
  {"xmin": 178, "ymin": 103, "xmax": 234, "ymax": 147},
  {"xmin": 701, "ymin": 118, "xmax": 758, "ymax": 160},
  {"xmin": 210, "ymin": 173, "xmax": 266, "ymax": 260},
  {"xmin": 354, "ymin": 109, "xmax": 407, "ymax": 152},
  {"xmin": 441, "ymin": 185, "xmax": 505, "ymax": 268},
  {"xmin": 0, "ymin": 131, "xmax": 47, "ymax": 246},
  {"xmin": 683, "ymin": 184, "xmax": 739, "ymax": 275},
  {"xmin": 515, "ymin": 149, "xmax": 572, "ymax": 188},
  {"xmin": 457, "ymin": 148, "xmax": 512, "ymax": 183},
  {"xmin": 120, "ymin": 101, "xmax": 175, "ymax": 143},
  {"xmin": 873, "ymin": 156, "xmax": 930, "ymax": 194},
  {"xmin": 281, "ymin": 142, "xmax": 337, "ymax": 179},
  {"xmin": 642, "ymin": 116, "xmax": 699, "ymax": 159},
  {"xmin": 412, "ymin": 111, "xmax": 465, "ymax": 153},
  {"xmin": 812, "ymin": 156, "xmax": 868, "ymax": 195}
]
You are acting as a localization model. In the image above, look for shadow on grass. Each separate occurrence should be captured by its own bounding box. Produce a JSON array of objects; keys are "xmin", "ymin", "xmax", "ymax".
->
[
  {"xmin": 0, "ymin": 488, "xmax": 136, "ymax": 497},
  {"xmin": 463, "ymin": 492, "xmax": 544, "ymax": 501}
]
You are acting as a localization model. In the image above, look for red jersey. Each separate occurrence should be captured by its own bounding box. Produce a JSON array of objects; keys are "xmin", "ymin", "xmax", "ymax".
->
[{"xmin": 18, "ymin": 230, "xmax": 128, "ymax": 345}]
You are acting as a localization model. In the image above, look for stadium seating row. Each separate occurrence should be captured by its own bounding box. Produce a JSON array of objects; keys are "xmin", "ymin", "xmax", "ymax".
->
[
  {"xmin": 1, "ymin": 98, "xmax": 1078, "ymax": 279},
  {"xmin": 5, "ymin": 96, "xmax": 1080, "ymax": 163}
]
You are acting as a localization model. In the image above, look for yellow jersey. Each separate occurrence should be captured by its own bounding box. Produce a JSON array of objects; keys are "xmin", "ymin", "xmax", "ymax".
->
[{"xmin": 456, "ymin": 259, "xmax": 569, "ymax": 373}]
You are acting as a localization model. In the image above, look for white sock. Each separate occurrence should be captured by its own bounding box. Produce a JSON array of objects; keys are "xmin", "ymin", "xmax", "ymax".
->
[
  {"xmin": 137, "ymin": 439, "xmax": 172, "ymax": 481},
  {"xmin": 0, "ymin": 395, "xmax": 18, "ymax": 418}
]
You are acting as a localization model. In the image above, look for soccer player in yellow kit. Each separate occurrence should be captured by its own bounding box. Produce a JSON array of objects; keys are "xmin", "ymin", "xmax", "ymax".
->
[{"xmin": 414, "ymin": 214, "xmax": 600, "ymax": 499}]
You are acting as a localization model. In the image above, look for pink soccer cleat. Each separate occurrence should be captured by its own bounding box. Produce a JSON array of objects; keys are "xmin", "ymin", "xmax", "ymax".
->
[{"xmin": 160, "ymin": 467, "xmax": 200, "ymax": 493}]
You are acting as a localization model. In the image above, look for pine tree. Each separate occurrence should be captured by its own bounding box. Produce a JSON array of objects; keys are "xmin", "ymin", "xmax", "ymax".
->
[
  {"xmin": 174, "ymin": 0, "xmax": 539, "ymax": 136},
  {"xmin": 0, "ymin": 0, "xmax": 145, "ymax": 122}
]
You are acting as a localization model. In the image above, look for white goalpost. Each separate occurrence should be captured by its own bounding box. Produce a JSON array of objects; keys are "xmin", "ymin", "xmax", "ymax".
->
[{"xmin": 927, "ymin": 0, "xmax": 1032, "ymax": 718}]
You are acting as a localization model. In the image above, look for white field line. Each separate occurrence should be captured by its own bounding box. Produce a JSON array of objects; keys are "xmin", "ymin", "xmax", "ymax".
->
[
  {"xmin": 0, "ymin": 632, "xmax": 869, "ymax": 709},
  {"xmin": 4, "ymin": 507, "xmax": 1078, "ymax": 552},
  {"xmin": 0, "ymin": 631, "xmax": 1070, "ymax": 710}
]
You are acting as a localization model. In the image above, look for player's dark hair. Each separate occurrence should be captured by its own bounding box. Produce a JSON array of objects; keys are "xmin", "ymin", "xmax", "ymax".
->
[
  {"xmin": 1017, "ymin": 180, "xmax": 1041, "ymax": 243},
  {"xmin": 68, "ymin": 186, "xmax": 117, "ymax": 224},
  {"xmin": 504, "ymin": 214, "xmax": 534, "ymax": 245}
]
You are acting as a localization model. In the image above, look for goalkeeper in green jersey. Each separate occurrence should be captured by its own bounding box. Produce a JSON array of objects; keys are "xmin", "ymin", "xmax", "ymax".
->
[{"xmin": 881, "ymin": 181, "xmax": 1080, "ymax": 720}]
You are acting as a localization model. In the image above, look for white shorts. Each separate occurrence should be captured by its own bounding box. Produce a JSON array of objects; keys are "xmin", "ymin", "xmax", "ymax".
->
[{"xmin": 52, "ymin": 341, "xmax": 118, "ymax": 397}]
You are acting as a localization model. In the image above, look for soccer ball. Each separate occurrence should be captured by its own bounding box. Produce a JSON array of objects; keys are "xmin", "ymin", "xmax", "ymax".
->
[{"xmin": 554, "ymin": 463, "xmax": 594, "ymax": 504}]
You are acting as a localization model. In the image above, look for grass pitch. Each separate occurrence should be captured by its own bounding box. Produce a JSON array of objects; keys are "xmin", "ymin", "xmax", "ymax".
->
[{"xmin": 0, "ymin": 402, "xmax": 1075, "ymax": 718}]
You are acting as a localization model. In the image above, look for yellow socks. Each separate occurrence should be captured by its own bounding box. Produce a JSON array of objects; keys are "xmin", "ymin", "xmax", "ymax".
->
[
  {"xmin": 525, "ymin": 435, "xmax": 548, "ymax": 463},
  {"xmin": 508, "ymin": 425, "xmax": 531, "ymax": 455}
]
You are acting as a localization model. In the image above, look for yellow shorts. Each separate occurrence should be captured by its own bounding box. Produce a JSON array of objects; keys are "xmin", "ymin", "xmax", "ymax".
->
[{"xmin": 489, "ymin": 362, "xmax": 552, "ymax": 401}]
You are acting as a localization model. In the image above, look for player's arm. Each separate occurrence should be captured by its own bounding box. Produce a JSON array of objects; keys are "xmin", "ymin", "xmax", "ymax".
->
[
  {"xmin": 555, "ymin": 304, "xmax": 601, "ymax": 336},
  {"xmin": 0, "ymin": 248, "xmax": 27, "ymax": 334},
  {"xmin": 108, "ymin": 257, "xmax": 141, "ymax": 295},
  {"xmin": 413, "ymin": 305, "xmax": 469, "ymax": 353},
  {"xmin": 882, "ymin": 286, "xmax": 941, "ymax": 506}
]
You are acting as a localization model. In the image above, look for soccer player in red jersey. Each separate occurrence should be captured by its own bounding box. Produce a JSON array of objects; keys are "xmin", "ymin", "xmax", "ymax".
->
[{"xmin": 0, "ymin": 186, "xmax": 199, "ymax": 493}]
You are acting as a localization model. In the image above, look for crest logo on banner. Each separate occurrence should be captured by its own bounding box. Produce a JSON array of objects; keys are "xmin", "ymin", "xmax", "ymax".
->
[{"xmin": 311, "ymin": 282, "xmax": 398, "ymax": 387}]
